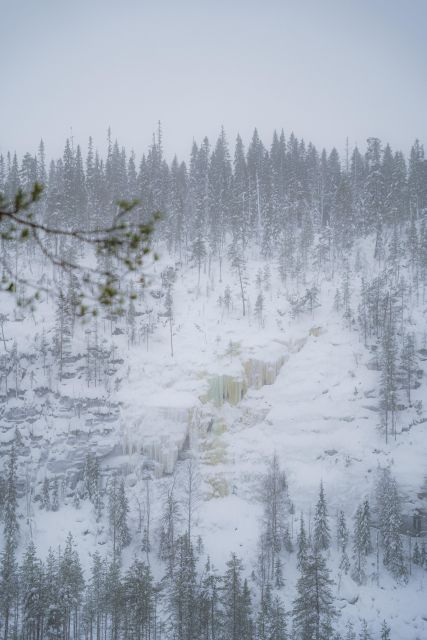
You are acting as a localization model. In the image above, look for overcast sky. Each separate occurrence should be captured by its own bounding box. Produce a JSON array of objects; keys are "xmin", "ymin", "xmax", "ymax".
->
[{"xmin": 1, "ymin": 0, "xmax": 426, "ymax": 163}]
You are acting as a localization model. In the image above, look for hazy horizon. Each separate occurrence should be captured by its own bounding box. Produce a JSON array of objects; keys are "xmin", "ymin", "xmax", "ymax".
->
[{"xmin": 1, "ymin": 0, "xmax": 426, "ymax": 162}]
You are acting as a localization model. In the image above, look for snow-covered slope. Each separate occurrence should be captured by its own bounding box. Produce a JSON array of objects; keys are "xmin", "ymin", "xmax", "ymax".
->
[{"xmin": 1, "ymin": 244, "xmax": 426, "ymax": 638}]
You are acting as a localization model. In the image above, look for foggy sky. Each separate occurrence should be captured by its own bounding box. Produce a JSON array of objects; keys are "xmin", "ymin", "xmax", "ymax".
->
[{"xmin": 1, "ymin": 0, "xmax": 426, "ymax": 162}]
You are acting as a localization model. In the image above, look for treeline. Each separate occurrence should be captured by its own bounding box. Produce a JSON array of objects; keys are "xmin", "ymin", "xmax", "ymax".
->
[
  {"xmin": 0, "ymin": 534, "xmax": 396, "ymax": 640},
  {"xmin": 1, "ymin": 128, "xmax": 427, "ymax": 266},
  {"xmin": 1, "ymin": 448, "xmax": 426, "ymax": 640}
]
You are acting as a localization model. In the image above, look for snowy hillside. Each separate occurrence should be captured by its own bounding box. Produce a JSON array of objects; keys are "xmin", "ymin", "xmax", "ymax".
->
[{"xmin": 1, "ymin": 130, "xmax": 427, "ymax": 640}]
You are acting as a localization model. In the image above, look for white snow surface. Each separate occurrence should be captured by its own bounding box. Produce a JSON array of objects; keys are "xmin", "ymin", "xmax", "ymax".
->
[{"xmin": 1, "ymin": 246, "xmax": 426, "ymax": 638}]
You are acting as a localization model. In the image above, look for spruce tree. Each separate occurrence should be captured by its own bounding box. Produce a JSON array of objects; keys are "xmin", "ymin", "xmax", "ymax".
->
[
  {"xmin": 351, "ymin": 499, "xmax": 372, "ymax": 585},
  {"xmin": 169, "ymin": 533, "xmax": 198, "ymax": 640},
  {"xmin": 292, "ymin": 549, "xmax": 337, "ymax": 640},
  {"xmin": 159, "ymin": 479, "xmax": 181, "ymax": 577},
  {"xmin": 255, "ymin": 292, "xmax": 265, "ymax": 327},
  {"xmin": 20, "ymin": 541, "xmax": 45, "ymax": 639},
  {"xmin": 313, "ymin": 481, "xmax": 330, "ymax": 552},
  {"xmin": 400, "ymin": 332, "xmax": 416, "ymax": 405},
  {"xmin": 41, "ymin": 477, "xmax": 51, "ymax": 510},
  {"xmin": 228, "ymin": 241, "xmax": 247, "ymax": 316},
  {"xmin": 109, "ymin": 476, "xmax": 130, "ymax": 559},
  {"xmin": 337, "ymin": 510, "xmax": 349, "ymax": 552},
  {"xmin": 269, "ymin": 594, "xmax": 288, "ymax": 640},
  {"xmin": 376, "ymin": 470, "xmax": 407, "ymax": 581},
  {"xmin": 358, "ymin": 619, "xmax": 372, "ymax": 640},
  {"xmin": 51, "ymin": 477, "xmax": 59, "ymax": 511},
  {"xmin": 297, "ymin": 515, "xmax": 308, "ymax": 570},
  {"xmin": 84, "ymin": 551, "xmax": 106, "ymax": 640},
  {"xmin": 379, "ymin": 297, "xmax": 398, "ymax": 443},
  {"xmin": 45, "ymin": 547, "xmax": 62, "ymax": 638},
  {"xmin": 3, "ymin": 445, "xmax": 19, "ymax": 545},
  {"xmin": 104, "ymin": 559, "xmax": 123, "ymax": 640},
  {"xmin": 198, "ymin": 557, "xmax": 221, "ymax": 640},
  {"xmin": 232, "ymin": 134, "xmax": 249, "ymax": 247},
  {"xmin": 123, "ymin": 558, "xmax": 155, "ymax": 640},
  {"xmin": 0, "ymin": 533, "xmax": 18, "ymax": 640},
  {"xmin": 221, "ymin": 553, "xmax": 248, "ymax": 640},
  {"xmin": 257, "ymin": 580, "xmax": 272, "ymax": 640},
  {"xmin": 412, "ymin": 540, "xmax": 421, "ymax": 566},
  {"xmin": 261, "ymin": 454, "xmax": 289, "ymax": 579},
  {"xmin": 59, "ymin": 532, "xmax": 85, "ymax": 639},
  {"xmin": 344, "ymin": 620, "xmax": 356, "ymax": 640},
  {"xmin": 380, "ymin": 620, "xmax": 391, "ymax": 640}
]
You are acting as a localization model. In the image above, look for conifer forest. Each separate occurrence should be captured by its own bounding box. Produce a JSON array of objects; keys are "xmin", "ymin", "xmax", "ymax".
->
[{"xmin": 1, "ymin": 3, "xmax": 427, "ymax": 640}]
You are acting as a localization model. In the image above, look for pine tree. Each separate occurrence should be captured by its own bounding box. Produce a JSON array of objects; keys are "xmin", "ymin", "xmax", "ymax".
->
[
  {"xmin": 190, "ymin": 139, "xmax": 209, "ymax": 285},
  {"xmin": 364, "ymin": 137, "xmax": 384, "ymax": 232},
  {"xmin": 55, "ymin": 289, "xmax": 72, "ymax": 382},
  {"xmin": 198, "ymin": 557, "xmax": 221, "ymax": 640},
  {"xmin": 123, "ymin": 558, "xmax": 155, "ymax": 640},
  {"xmin": 74, "ymin": 144, "xmax": 87, "ymax": 225},
  {"xmin": 379, "ymin": 296, "xmax": 399, "ymax": 443},
  {"xmin": 269, "ymin": 594, "xmax": 288, "ymax": 640},
  {"xmin": 420, "ymin": 542, "xmax": 426, "ymax": 568},
  {"xmin": 168, "ymin": 533, "xmax": 198, "ymax": 640},
  {"xmin": 159, "ymin": 479, "xmax": 181, "ymax": 577},
  {"xmin": 45, "ymin": 547, "xmax": 62, "ymax": 638},
  {"xmin": 0, "ymin": 532, "xmax": 18, "ymax": 640},
  {"xmin": 232, "ymin": 134, "xmax": 249, "ymax": 247},
  {"xmin": 83, "ymin": 452, "xmax": 102, "ymax": 517},
  {"xmin": 208, "ymin": 127, "xmax": 232, "ymax": 272},
  {"xmin": 284, "ymin": 525, "xmax": 294, "ymax": 553},
  {"xmin": 104, "ymin": 559, "xmax": 123, "ymax": 640},
  {"xmin": 344, "ymin": 620, "xmax": 356, "ymax": 640},
  {"xmin": 247, "ymin": 128, "xmax": 266, "ymax": 241},
  {"xmin": 163, "ymin": 272, "xmax": 175, "ymax": 358},
  {"xmin": 380, "ymin": 620, "xmax": 391, "ymax": 640},
  {"xmin": 83, "ymin": 551, "xmax": 106, "ymax": 640},
  {"xmin": 261, "ymin": 454, "xmax": 289, "ymax": 579},
  {"xmin": 408, "ymin": 139, "xmax": 425, "ymax": 217},
  {"xmin": 313, "ymin": 481, "xmax": 330, "ymax": 552},
  {"xmin": 274, "ymin": 556, "xmax": 285, "ymax": 588},
  {"xmin": 257, "ymin": 580, "xmax": 272, "ymax": 640},
  {"xmin": 3, "ymin": 445, "xmax": 19, "ymax": 546},
  {"xmin": 358, "ymin": 619, "xmax": 372, "ymax": 640},
  {"xmin": 41, "ymin": 477, "xmax": 51, "ymax": 510},
  {"xmin": 223, "ymin": 285, "xmax": 232, "ymax": 313},
  {"xmin": 400, "ymin": 332, "xmax": 416, "ymax": 405},
  {"xmin": 51, "ymin": 476, "xmax": 59, "ymax": 511},
  {"xmin": 182, "ymin": 456, "xmax": 201, "ymax": 540},
  {"xmin": 339, "ymin": 548, "xmax": 350, "ymax": 578},
  {"xmin": 352, "ymin": 502, "xmax": 371, "ymax": 585},
  {"xmin": 59, "ymin": 532, "xmax": 85, "ymax": 639},
  {"xmin": 336, "ymin": 510, "xmax": 350, "ymax": 582},
  {"xmin": 376, "ymin": 469, "xmax": 407, "ymax": 581},
  {"xmin": 228, "ymin": 241, "xmax": 247, "ymax": 316},
  {"xmin": 109, "ymin": 476, "xmax": 130, "ymax": 559},
  {"xmin": 5, "ymin": 152, "xmax": 21, "ymax": 203},
  {"xmin": 412, "ymin": 540, "xmax": 421, "ymax": 566},
  {"xmin": 0, "ymin": 474, "xmax": 5, "ymax": 520},
  {"xmin": 20, "ymin": 541, "xmax": 45, "ymax": 639},
  {"xmin": 239, "ymin": 578, "xmax": 254, "ymax": 640},
  {"xmin": 297, "ymin": 515, "xmax": 309, "ymax": 570},
  {"xmin": 292, "ymin": 549, "xmax": 337, "ymax": 640},
  {"xmin": 337, "ymin": 510, "xmax": 349, "ymax": 552},
  {"xmin": 221, "ymin": 553, "xmax": 247, "ymax": 640},
  {"xmin": 255, "ymin": 292, "xmax": 265, "ymax": 328},
  {"xmin": 62, "ymin": 138, "xmax": 76, "ymax": 223}
]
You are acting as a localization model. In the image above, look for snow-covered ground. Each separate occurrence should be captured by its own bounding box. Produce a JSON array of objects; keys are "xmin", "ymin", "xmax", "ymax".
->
[{"xmin": 1, "ymin": 246, "xmax": 426, "ymax": 638}]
